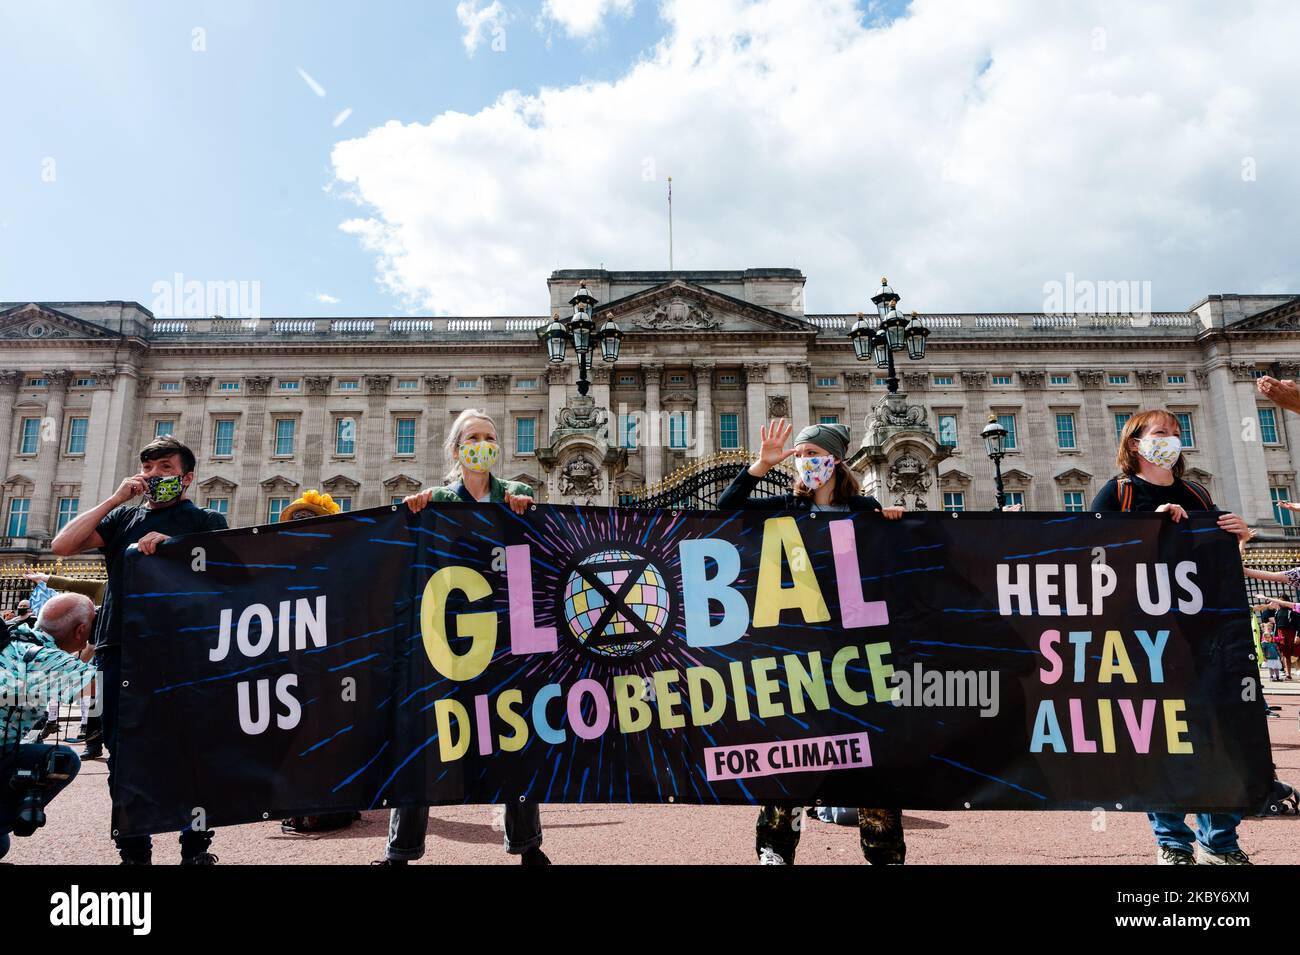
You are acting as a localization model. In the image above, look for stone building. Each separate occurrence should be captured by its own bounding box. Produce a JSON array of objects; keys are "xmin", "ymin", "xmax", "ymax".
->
[{"xmin": 2, "ymin": 268, "xmax": 1300, "ymax": 564}]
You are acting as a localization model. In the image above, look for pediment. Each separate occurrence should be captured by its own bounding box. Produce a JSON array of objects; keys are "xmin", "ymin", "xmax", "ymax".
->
[
  {"xmin": 598, "ymin": 279, "xmax": 816, "ymax": 335},
  {"xmin": 322, "ymin": 473, "xmax": 361, "ymax": 491},
  {"xmin": 383, "ymin": 473, "xmax": 422, "ymax": 491},
  {"xmin": 1227, "ymin": 296, "xmax": 1300, "ymax": 331},
  {"xmin": 938, "ymin": 466, "xmax": 972, "ymax": 486},
  {"xmin": 1052, "ymin": 466, "xmax": 1093, "ymax": 484},
  {"xmin": 1001, "ymin": 467, "xmax": 1033, "ymax": 485},
  {"xmin": 259, "ymin": 474, "xmax": 300, "ymax": 491},
  {"xmin": 198, "ymin": 475, "xmax": 237, "ymax": 492},
  {"xmin": 3, "ymin": 472, "xmax": 34, "ymax": 487},
  {"xmin": 1185, "ymin": 467, "xmax": 1214, "ymax": 484},
  {"xmin": 0, "ymin": 303, "xmax": 120, "ymax": 341}
]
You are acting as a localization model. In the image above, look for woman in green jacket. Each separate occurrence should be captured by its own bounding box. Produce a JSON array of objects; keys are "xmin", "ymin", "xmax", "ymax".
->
[{"xmin": 376, "ymin": 409, "xmax": 548, "ymax": 865}]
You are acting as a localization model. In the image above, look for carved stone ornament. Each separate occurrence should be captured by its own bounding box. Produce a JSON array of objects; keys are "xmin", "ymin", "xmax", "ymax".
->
[
  {"xmin": 546, "ymin": 366, "xmax": 570, "ymax": 386},
  {"xmin": 555, "ymin": 394, "xmax": 607, "ymax": 431},
  {"xmin": 184, "ymin": 375, "xmax": 213, "ymax": 396},
  {"xmin": 559, "ymin": 454, "xmax": 603, "ymax": 497},
  {"xmin": 960, "ymin": 371, "xmax": 987, "ymax": 391},
  {"xmin": 786, "ymin": 362, "xmax": 811, "ymax": 383},
  {"xmin": 1136, "ymin": 369, "xmax": 1164, "ymax": 388},
  {"xmin": 886, "ymin": 451, "xmax": 933, "ymax": 499},
  {"xmin": 484, "ymin": 374, "xmax": 512, "ymax": 394},
  {"xmin": 1019, "ymin": 370, "xmax": 1046, "ymax": 390},
  {"xmin": 244, "ymin": 375, "xmax": 273, "ymax": 395},
  {"xmin": 767, "ymin": 394, "xmax": 790, "ymax": 419},
  {"xmin": 424, "ymin": 374, "xmax": 451, "ymax": 394},
  {"xmin": 633, "ymin": 295, "xmax": 718, "ymax": 331},
  {"xmin": 1076, "ymin": 369, "xmax": 1106, "ymax": 388},
  {"xmin": 365, "ymin": 374, "xmax": 392, "ymax": 393},
  {"xmin": 304, "ymin": 375, "xmax": 332, "ymax": 396}
]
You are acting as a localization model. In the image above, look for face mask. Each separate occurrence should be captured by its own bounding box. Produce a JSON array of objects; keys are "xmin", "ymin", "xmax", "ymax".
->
[
  {"xmin": 145, "ymin": 474, "xmax": 184, "ymax": 503},
  {"xmin": 1136, "ymin": 435, "xmax": 1181, "ymax": 470},
  {"xmin": 796, "ymin": 455, "xmax": 836, "ymax": 490},
  {"xmin": 458, "ymin": 440, "xmax": 499, "ymax": 473}
]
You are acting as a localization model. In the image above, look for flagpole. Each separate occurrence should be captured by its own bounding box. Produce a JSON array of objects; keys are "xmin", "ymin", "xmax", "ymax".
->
[{"xmin": 667, "ymin": 176, "xmax": 673, "ymax": 271}]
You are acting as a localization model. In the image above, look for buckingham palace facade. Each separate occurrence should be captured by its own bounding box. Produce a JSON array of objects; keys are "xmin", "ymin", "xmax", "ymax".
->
[{"xmin": 3, "ymin": 267, "xmax": 1300, "ymax": 563}]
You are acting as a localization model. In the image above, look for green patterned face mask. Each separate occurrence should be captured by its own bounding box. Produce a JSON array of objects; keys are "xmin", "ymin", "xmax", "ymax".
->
[
  {"xmin": 145, "ymin": 474, "xmax": 184, "ymax": 503},
  {"xmin": 458, "ymin": 440, "xmax": 499, "ymax": 473}
]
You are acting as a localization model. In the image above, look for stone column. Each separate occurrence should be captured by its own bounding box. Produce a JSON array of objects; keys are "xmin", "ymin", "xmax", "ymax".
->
[
  {"xmin": 1199, "ymin": 362, "xmax": 1270, "ymax": 520},
  {"xmin": 545, "ymin": 366, "xmax": 568, "ymax": 449},
  {"xmin": 103, "ymin": 369, "xmax": 143, "ymax": 503},
  {"xmin": 181, "ymin": 375, "xmax": 212, "ymax": 450},
  {"xmin": 787, "ymin": 361, "xmax": 811, "ymax": 429},
  {"xmin": 1135, "ymin": 368, "xmax": 1164, "ymax": 409},
  {"xmin": 425, "ymin": 375, "xmax": 450, "ymax": 485},
  {"xmin": 846, "ymin": 371, "xmax": 872, "ymax": 439},
  {"xmin": 592, "ymin": 365, "xmax": 612, "ymax": 446},
  {"xmin": 79, "ymin": 373, "xmax": 118, "ymax": 510},
  {"xmin": 0, "ymin": 371, "xmax": 20, "ymax": 494},
  {"xmin": 744, "ymin": 361, "xmax": 768, "ymax": 451},
  {"xmin": 236, "ymin": 375, "xmax": 273, "ymax": 527},
  {"xmin": 693, "ymin": 361, "xmax": 715, "ymax": 458},
  {"xmin": 28, "ymin": 370, "xmax": 70, "ymax": 539},
  {"xmin": 301, "ymin": 375, "xmax": 331, "ymax": 490},
  {"xmin": 1019, "ymin": 371, "xmax": 1048, "ymax": 509},
  {"xmin": 362, "ymin": 375, "xmax": 391, "ymax": 509},
  {"xmin": 643, "ymin": 362, "xmax": 663, "ymax": 485},
  {"xmin": 484, "ymin": 374, "xmax": 512, "ymax": 452},
  {"xmin": 1075, "ymin": 368, "xmax": 1109, "ymax": 482}
]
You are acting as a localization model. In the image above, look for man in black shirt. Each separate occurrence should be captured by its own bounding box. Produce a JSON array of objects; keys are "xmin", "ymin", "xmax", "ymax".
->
[{"xmin": 52, "ymin": 436, "xmax": 227, "ymax": 864}]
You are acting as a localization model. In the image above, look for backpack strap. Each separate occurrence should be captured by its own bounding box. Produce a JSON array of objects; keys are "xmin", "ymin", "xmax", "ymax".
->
[
  {"xmin": 1181, "ymin": 479, "xmax": 1212, "ymax": 510},
  {"xmin": 1117, "ymin": 477, "xmax": 1133, "ymax": 513}
]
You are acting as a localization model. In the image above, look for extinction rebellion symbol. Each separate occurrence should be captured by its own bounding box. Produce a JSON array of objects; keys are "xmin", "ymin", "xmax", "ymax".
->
[{"xmin": 557, "ymin": 545, "xmax": 675, "ymax": 661}]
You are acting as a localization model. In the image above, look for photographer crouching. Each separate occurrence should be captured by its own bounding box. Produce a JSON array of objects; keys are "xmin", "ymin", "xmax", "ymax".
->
[{"xmin": 0, "ymin": 593, "xmax": 98, "ymax": 861}]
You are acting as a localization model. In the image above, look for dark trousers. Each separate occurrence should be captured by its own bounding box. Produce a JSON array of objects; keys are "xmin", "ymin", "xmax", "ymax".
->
[
  {"xmin": 386, "ymin": 801, "xmax": 543, "ymax": 861},
  {"xmin": 0, "ymin": 743, "xmax": 82, "ymax": 861},
  {"xmin": 756, "ymin": 805, "xmax": 905, "ymax": 864},
  {"xmin": 97, "ymin": 648, "xmax": 213, "ymax": 862}
]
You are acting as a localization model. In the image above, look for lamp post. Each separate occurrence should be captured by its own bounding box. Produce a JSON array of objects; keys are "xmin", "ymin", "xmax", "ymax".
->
[
  {"xmin": 538, "ymin": 283, "xmax": 623, "ymax": 395},
  {"xmin": 981, "ymin": 415, "xmax": 1009, "ymax": 509},
  {"xmin": 848, "ymin": 278, "xmax": 930, "ymax": 393}
]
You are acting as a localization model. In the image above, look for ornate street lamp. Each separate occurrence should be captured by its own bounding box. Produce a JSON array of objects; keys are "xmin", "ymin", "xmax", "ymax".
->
[
  {"xmin": 850, "ymin": 277, "xmax": 930, "ymax": 394},
  {"xmin": 981, "ymin": 414, "xmax": 1009, "ymax": 509},
  {"xmin": 537, "ymin": 283, "xmax": 622, "ymax": 395}
]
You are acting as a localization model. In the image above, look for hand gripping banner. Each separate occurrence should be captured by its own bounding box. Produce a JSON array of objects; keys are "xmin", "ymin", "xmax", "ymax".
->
[{"xmin": 115, "ymin": 504, "xmax": 1272, "ymax": 835}]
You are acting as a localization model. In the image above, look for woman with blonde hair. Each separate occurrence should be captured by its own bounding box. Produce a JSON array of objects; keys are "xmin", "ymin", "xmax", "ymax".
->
[{"xmin": 375, "ymin": 409, "xmax": 548, "ymax": 865}]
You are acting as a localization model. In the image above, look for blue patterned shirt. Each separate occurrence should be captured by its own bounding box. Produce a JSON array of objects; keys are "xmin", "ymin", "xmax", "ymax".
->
[{"xmin": 0, "ymin": 638, "xmax": 97, "ymax": 751}]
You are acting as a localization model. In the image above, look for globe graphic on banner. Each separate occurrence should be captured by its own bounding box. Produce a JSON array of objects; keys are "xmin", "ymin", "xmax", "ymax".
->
[{"xmin": 561, "ymin": 549, "xmax": 672, "ymax": 659}]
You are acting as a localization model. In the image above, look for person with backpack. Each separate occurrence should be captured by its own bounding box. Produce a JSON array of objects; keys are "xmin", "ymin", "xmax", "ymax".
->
[{"xmin": 1091, "ymin": 409, "xmax": 1254, "ymax": 865}]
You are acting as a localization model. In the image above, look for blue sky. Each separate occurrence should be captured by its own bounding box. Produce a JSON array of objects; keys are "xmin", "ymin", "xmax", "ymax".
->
[{"xmin": 1, "ymin": 0, "xmax": 1295, "ymax": 317}]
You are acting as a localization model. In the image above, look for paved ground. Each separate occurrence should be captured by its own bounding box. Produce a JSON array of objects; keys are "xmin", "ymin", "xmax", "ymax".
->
[{"xmin": 8, "ymin": 693, "xmax": 1300, "ymax": 866}]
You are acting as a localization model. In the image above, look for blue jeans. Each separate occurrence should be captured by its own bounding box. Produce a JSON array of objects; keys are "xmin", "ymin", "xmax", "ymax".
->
[
  {"xmin": 1148, "ymin": 812, "xmax": 1241, "ymax": 853},
  {"xmin": 0, "ymin": 743, "xmax": 82, "ymax": 861}
]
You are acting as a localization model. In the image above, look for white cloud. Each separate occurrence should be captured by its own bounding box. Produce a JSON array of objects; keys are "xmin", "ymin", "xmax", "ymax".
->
[
  {"xmin": 331, "ymin": 0, "xmax": 1300, "ymax": 316},
  {"xmin": 541, "ymin": 0, "xmax": 635, "ymax": 38},
  {"xmin": 296, "ymin": 67, "xmax": 326, "ymax": 97},
  {"xmin": 315, "ymin": 293, "xmax": 341, "ymax": 304},
  {"xmin": 457, "ymin": 0, "xmax": 511, "ymax": 56}
]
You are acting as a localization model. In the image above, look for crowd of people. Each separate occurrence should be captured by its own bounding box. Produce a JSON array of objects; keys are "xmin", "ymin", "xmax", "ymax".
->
[{"xmin": 3, "ymin": 374, "xmax": 1299, "ymax": 865}]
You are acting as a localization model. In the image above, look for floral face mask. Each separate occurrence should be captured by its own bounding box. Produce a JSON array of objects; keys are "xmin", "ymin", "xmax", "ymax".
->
[
  {"xmin": 1136, "ymin": 435, "xmax": 1181, "ymax": 470},
  {"xmin": 458, "ymin": 440, "xmax": 499, "ymax": 473},
  {"xmin": 796, "ymin": 454, "xmax": 836, "ymax": 490},
  {"xmin": 145, "ymin": 474, "xmax": 184, "ymax": 503}
]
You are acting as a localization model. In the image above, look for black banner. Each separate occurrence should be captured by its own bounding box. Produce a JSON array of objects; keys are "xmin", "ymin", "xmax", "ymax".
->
[{"xmin": 116, "ymin": 504, "xmax": 1272, "ymax": 836}]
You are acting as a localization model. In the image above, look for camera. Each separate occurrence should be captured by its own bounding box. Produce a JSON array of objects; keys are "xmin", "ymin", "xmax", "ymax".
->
[{"xmin": 8, "ymin": 745, "xmax": 78, "ymax": 837}]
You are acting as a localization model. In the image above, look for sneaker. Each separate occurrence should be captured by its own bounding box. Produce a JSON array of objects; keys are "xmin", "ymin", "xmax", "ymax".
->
[
  {"xmin": 180, "ymin": 852, "xmax": 219, "ymax": 865},
  {"xmin": 758, "ymin": 847, "xmax": 788, "ymax": 865},
  {"xmin": 371, "ymin": 858, "xmax": 407, "ymax": 865},
  {"xmin": 1156, "ymin": 845, "xmax": 1195, "ymax": 865},
  {"xmin": 520, "ymin": 847, "xmax": 551, "ymax": 866},
  {"xmin": 1194, "ymin": 845, "xmax": 1252, "ymax": 865}
]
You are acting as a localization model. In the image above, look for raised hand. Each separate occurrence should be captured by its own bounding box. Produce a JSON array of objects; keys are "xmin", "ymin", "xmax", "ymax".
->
[
  {"xmin": 752, "ymin": 418, "xmax": 797, "ymax": 475},
  {"xmin": 1258, "ymin": 376, "xmax": 1300, "ymax": 415}
]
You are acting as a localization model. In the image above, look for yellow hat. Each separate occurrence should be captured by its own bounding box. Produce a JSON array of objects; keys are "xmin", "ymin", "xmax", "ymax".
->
[{"xmin": 279, "ymin": 489, "xmax": 341, "ymax": 522}]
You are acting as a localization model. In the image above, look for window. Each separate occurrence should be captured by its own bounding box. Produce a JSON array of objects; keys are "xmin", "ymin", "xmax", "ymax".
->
[
  {"xmin": 6, "ymin": 498, "xmax": 30, "ymax": 537},
  {"xmin": 1174, "ymin": 412, "xmax": 1196, "ymax": 448},
  {"xmin": 516, "ymin": 417, "xmax": 536, "ymax": 455},
  {"xmin": 391, "ymin": 496, "xmax": 404, "ymax": 506},
  {"xmin": 619, "ymin": 374, "xmax": 637, "ymax": 386},
  {"xmin": 1063, "ymin": 491, "xmax": 1085, "ymax": 512},
  {"xmin": 1004, "ymin": 491, "xmax": 1024, "ymax": 508},
  {"xmin": 394, "ymin": 418, "xmax": 416, "ymax": 456},
  {"xmin": 218, "ymin": 381, "xmax": 240, "ymax": 392},
  {"xmin": 267, "ymin": 498, "xmax": 290, "ymax": 523},
  {"xmin": 66, "ymin": 417, "xmax": 88, "ymax": 455},
  {"xmin": 27, "ymin": 378, "xmax": 48, "ymax": 387},
  {"xmin": 335, "ymin": 417, "xmax": 356, "ymax": 456},
  {"xmin": 719, "ymin": 373, "xmax": 738, "ymax": 385},
  {"xmin": 1273, "ymin": 488, "xmax": 1293, "ymax": 527},
  {"xmin": 74, "ymin": 378, "xmax": 96, "ymax": 388},
  {"xmin": 1055, "ymin": 413, "xmax": 1076, "ymax": 450},
  {"xmin": 669, "ymin": 412, "xmax": 688, "ymax": 450},
  {"xmin": 1167, "ymin": 374, "xmax": 1186, "ymax": 385},
  {"xmin": 875, "ymin": 377, "xmax": 889, "ymax": 386},
  {"xmin": 155, "ymin": 419, "xmax": 176, "ymax": 438},
  {"xmin": 207, "ymin": 497, "xmax": 229, "ymax": 516},
  {"xmin": 335, "ymin": 497, "xmax": 352, "ymax": 513},
  {"xmin": 213, "ymin": 419, "xmax": 235, "ymax": 457},
  {"xmin": 397, "ymin": 379, "xmax": 418, "ymax": 391},
  {"xmin": 1251, "ymin": 369, "xmax": 1266, "ymax": 379},
  {"xmin": 515, "ymin": 378, "xmax": 537, "ymax": 390},
  {"xmin": 938, "ymin": 415, "xmax": 958, "ymax": 448},
  {"xmin": 943, "ymin": 492, "xmax": 965, "ymax": 512},
  {"xmin": 619, "ymin": 414, "xmax": 638, "ymax": 449},
  {"xmin": 1108, "ymin": 374, "xmax": 1129, "ymax": 385},
  {"xmin": 279, "ymin": 379, "xmax": 300, "ymax": 392},
  {"xmin": 1259, "ymin": 407, "xmax": 1280, "ymax": 444},
  {"xmin": 1050, "ymin": 374, "xmax": 1071, "ymax": 386},
  {"xmin": 56, "ymin": 497, "xmax": 78, "ymax": 531},
  {"xmin": 159, "ymin": 381, "xmax": 180, "ymax": 392},
  {"xmin": 669, "ymin": 374, "xmax": 687, "ymax": 385},
  {"xmin": 816, "ymin": 376, "xmax": 838, "ymax": 388},
  {"xmin": 996, "ymin": 414, "xmax": 1018, "ymax": 450},
  {"xmin": 1114, "ymin": 413, "xmax": 1131, "ymax": 442},
  {"xmin": 274, "ymin": 419, "xmax": 296, "ymax": 456},
  {"xmin": 719, "ymin": 413, "xmax": 739, "ymax": 450},
  {"xmin": 339, "ymin": 380, "xmax": 359, "ymax": 391},
  {"xmin": 818, "ymin": 415, "xmax": 840, "ymax": 425},
  {"xmin": 992, "ymin": 375, "xmax": 1013, "ymax": 386},
  {"xmin": 457, "ymin": 379, "xmax": 478, "ymax": 390},
  {"xmin": 933, "ymin": 375, "xmax": 954, "ymax": 386},
  {"xmin": 19, "ymin": 418, "xmax": 40, "ymax": 455}
]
